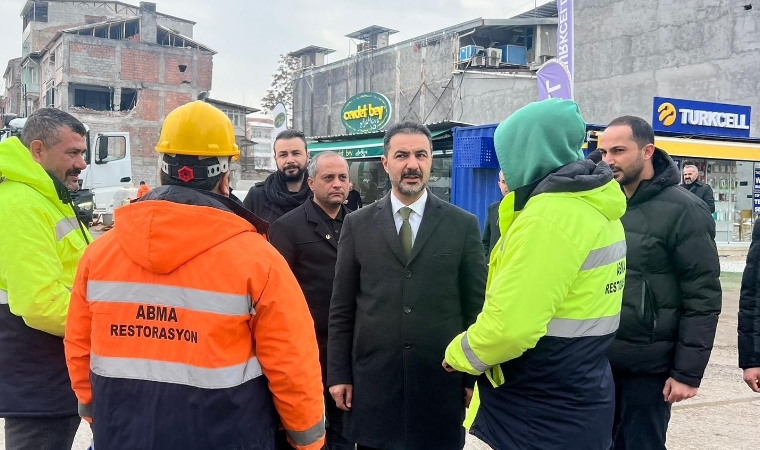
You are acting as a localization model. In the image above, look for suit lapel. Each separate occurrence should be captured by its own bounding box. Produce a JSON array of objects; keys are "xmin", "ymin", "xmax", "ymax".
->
[
  {"xmin": 409, "ymin": 191, "xmax": 443, "ymax": 264},
  {"xmin": 374, "ymin": 194, "xmax": 407, "ymax": 265},
  {"xmin": 305, "ymin": 200, "xmax": 338, "ymax": 249}
]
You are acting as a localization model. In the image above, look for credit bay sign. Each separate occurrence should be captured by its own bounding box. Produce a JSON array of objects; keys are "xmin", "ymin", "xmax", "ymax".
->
[{"xmin": 341, "ymin": 92, "xmax": 392, "ymax": 134}]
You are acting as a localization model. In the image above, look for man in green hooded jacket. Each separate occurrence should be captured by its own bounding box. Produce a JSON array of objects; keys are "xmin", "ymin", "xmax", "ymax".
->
[{"xmin": 444, "ymin": 98, "xmax": 626, "ymax": 450}]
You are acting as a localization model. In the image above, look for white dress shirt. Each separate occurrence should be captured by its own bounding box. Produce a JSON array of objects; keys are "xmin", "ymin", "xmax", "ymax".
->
[{"xmin": 390, "ymin": 189, "xmax": 428, "ymax": 246}]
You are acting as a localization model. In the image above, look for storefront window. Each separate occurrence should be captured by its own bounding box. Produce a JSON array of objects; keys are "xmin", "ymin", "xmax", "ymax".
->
[
  {"xmin": 346, "ymin": 156, "xmax": 453, "ymax": 206},
  {"xmin": 675, "ymin": 157, "xmax": 755, "ymax": 243}
]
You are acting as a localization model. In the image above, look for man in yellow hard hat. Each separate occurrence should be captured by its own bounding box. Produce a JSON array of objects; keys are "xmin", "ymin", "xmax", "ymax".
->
[{"xmin": 64, "ymin": 101, "xmax": 326, "ymax": 450}]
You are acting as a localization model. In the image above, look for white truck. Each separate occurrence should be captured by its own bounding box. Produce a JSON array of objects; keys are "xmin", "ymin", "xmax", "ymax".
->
[{"xmin": 0, "ymin": 114, "xmax": 133, "ymax": 224}]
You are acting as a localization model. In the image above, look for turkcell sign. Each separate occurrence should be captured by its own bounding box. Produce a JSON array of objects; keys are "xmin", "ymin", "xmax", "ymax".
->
[
  {"xmin": 653, "ymin": 97, "xmax": 751, "ymax": 138},
  {"xmin": 556, "ymin": 0, "xmax": 574, "ymax": 80}
]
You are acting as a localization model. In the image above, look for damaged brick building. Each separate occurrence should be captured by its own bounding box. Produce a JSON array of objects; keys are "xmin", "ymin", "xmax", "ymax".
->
[{"xmin": 9, "ymin": 0, "xmax": 215, "ymax": 186}]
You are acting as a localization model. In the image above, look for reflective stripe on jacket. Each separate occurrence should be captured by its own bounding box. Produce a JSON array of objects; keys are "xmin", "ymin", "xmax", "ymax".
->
[{"xmin": 65, "ymin": 191, "xmax": 325, "ymax": 450}]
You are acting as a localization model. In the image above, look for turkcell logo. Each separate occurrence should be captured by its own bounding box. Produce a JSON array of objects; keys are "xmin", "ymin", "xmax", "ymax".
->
[{"xmin": 653, "ymin": 97, "xmax": 751, "ymax": 137}]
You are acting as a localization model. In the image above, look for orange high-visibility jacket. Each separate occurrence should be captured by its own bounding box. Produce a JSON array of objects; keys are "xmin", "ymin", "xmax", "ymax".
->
[
  {"xmin": 64, "ymin": 192, "xmax": 325, "ymax": 450},
  {"xmin": 136, "ymin": 184, "xmax": 150, "ymax": 198}
]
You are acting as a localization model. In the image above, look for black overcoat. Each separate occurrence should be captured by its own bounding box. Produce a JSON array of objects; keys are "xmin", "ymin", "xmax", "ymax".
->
[
  {"xmin": 327, "ymin": 191, "xmax": 487, "ymax": 450},
  {"xmin": 268, "ymin": 199, "xmax": 350, "ymax": 379}
]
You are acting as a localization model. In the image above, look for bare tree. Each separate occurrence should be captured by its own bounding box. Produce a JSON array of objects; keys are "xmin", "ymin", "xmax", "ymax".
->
[{"xmin": 261, "ymin": 54, "xmax": 299, "ymax": 120}]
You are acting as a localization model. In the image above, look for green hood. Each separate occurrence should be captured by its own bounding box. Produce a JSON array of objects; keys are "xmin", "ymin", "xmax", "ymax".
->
[
  {"xmin": 0, "ymin": 137, "xmax": 64, "ymax": 211},
  {"xmin": 493, "ymin": 98, "xmax": 586, "ymax": 191}
]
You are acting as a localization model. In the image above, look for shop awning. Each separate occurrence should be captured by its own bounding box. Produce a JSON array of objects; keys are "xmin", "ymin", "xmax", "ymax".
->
[
  {"xmin": 655, "ymin": 136, "xmax": 760, "ymax": 162},
  {"xmin": 310, "ymin": 129, "xmax": 450, "ymax": 159}
]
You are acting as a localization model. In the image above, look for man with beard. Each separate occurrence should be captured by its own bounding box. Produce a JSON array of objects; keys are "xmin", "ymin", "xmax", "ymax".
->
[
  {"xmin": 269, "ymin": 151, "xmax": 354, "ymax": 450},
  {"xmin": 599, "ymin": 116, "xmax": 721, "ymax": 450},
  {"xmin": 0, "ymin": 108, "xmax": 91, "ymax": 449},
  {"xmin": 244, "ymin": 129, "xmax": 311, "ymax": 223},
  {"xmin": 682, "ymin": 164, "xmax": 715, "ymax": 214},
  {"xmin": 327, "ymin": 122, "xmax": 487, "ymax": 450}
]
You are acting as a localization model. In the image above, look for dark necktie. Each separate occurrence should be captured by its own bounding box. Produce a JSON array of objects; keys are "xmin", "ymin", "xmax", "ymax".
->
[{"xmin": 399, "ymin": 207, "xmax": 413, "ymax": 258}]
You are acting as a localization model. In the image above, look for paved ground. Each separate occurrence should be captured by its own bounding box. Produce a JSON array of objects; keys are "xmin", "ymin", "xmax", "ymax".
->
[{"xmin": 0, "ymin": 241, "xmax": 754, "ymax": 449}]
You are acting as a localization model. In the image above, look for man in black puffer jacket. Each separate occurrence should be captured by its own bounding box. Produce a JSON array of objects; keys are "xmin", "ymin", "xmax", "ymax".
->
[
  {"xmin": 739, "ymin": 218, "xmax": 760, "ymax": 393},
  {"xmin": 599, "ymin": 116, "xmax": 721, "ymax": 450}
]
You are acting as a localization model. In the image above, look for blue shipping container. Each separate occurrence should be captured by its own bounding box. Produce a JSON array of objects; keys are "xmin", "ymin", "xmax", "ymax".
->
[
  {"xmin": 501, "ymin": 45, "xmax": 527, "ymax": 66},
  {"xmin": 451, "ymin": 167, "xmax": 502, "ymax": 234},
  {"xmin": 452, "ymin": 125, "xmax": 499, "ymax": 169},
  {"xmin": 451, "ymin": 124, "xmax": 503, "ymax": 233},
  {"xmin": 459, "ymin": 45, "xmax": 484, "ymax": 61}
]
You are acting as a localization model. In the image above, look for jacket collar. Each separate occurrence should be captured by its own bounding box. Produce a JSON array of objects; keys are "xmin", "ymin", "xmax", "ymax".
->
[
  {"xmin": 304, "ymin": 199, "xmax": 348, "ymax": 248},
  {"xmin": 685, "ymin": 180, "xmax": 703, "ymax": 188},
  {"xmin": 627, "ymin": 148, "xmax": 680, "ymax": 207},
  {"xmin": 141, "ymin": 185, "xmax": 269, "ymax": 235},
  {"xmin": 513, "ymin": 159, "xmax": 613, "ymax": 211}
]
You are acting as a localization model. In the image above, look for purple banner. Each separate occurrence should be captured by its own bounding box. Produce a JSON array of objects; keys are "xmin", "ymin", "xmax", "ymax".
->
[
  {"xmin": 557, "ymin": 0, "xmax": 574, "ymax": 82},
  {"xmin": 537, "ymin": 60, "xmax": 573, "ymax": 100}
]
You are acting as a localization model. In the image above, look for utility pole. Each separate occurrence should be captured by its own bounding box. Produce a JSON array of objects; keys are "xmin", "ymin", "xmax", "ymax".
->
[{"xmin": 23, "ymin": 83, "xmax": 27, "ymax": 117}]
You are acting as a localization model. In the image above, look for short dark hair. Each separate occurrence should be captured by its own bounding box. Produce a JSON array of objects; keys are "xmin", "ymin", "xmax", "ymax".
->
[
  {"xmin": 21, "ymin": 108, "xmax": 87, "ymax": 148},
  {"xmin": 159, "ymin": 154, "xmax": 227, "ymax": 192},
  {"xmin": 139, "ymin": 181, "xmax": 146, "ymax": 185},
  {"xmin": 606, "ymin": 115, "xmax": 655, "ymax": 150},
  {"xmin": 274, "ymin": 129, "xmax": 308, "ymax": 150},
  {"xmin": 382, "ymin": 121, "xmax": 432, "ymax": 157}
]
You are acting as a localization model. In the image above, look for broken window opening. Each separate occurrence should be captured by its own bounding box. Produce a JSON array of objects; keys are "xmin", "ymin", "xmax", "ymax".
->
[
  {"xmin": 70, "ymin": 19, "xmax": 140, "ymax": 42},
  {"xmin": 108, "ymin": 24, "xmax": 123, "ymax": 40},
  {"xmin": 72, "ymin": 85, "xmax": 112, "ymax": 111},
  {"xmin": 126, "ymin": 21, "xmax": 139, "ymax": 39},
  {"xmin": 156, "ymin": 28, "xmax": 205, "ymax": 51},
  {"xmin": 45, "ymin": 83, "xmax": 55, "ymax": 108},
  {"xmin": 120, "ymin": 89, "xmax": 137, "ymax": 111},
  {"xmin": 23, "ymin": 2, "xmax": 48, "ymax": 29},
  {"xmin": 94, "ymin": 26, "xmax": 107, "ymax": 39}
]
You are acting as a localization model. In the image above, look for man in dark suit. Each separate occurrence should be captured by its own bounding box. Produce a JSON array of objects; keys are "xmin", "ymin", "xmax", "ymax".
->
[
  {"xmin": 268, "ymin": 151, "xmax": 354, "ymax": 450},
  {"xmin": 482, "ymin": 171, "xmax": 508, "ymax": 259},
  {"xmin": 327, "ymin": 121, "xmax": 487, "ymax": 450}
]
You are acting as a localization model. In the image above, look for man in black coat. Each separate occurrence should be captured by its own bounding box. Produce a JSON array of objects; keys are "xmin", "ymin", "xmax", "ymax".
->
[
  {"xmin": 243, "ymin": 129, "xmax": 311, "ymax": 224},
  {"xmin": 682, "ymin": 164, "xmax": 716, "ymax": 214},
  {"xmin": 346, "ymin": 182, "xmax": 363, "ymax": 211},
  {"xmin": 600, "ymin": 116, "xmax": 722, "ymax": 450},
  {"xmin": 739, "ymin": 218, "xmax": 760, "ymax": 393},
  {"xmin": 482, "ymin": 170, "xmax": 507, "ymax": 259},
  {"xmin": 327, "ymin": 122, "xmax": 487, "ymax": 450},
  {"xmin": 269, "ymin": 151, "xmax": 354, "ymax": 450}
]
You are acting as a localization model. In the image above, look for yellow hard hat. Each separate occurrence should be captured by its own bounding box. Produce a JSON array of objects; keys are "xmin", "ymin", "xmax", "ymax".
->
[{"xmin": 155, "ymin": 100, "xmax": 239, "ymax": 161}]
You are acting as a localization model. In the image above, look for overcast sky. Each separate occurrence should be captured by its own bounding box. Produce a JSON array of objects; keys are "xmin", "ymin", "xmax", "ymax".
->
[{"xmin": 0, "ymin": 0, "xmax": 550, "ymax": 112}]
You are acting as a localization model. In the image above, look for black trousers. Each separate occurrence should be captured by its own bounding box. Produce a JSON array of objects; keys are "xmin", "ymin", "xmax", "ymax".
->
[
  {"xmin": 4, "ymin": 415, "xmax": 82, "ymax": 450},
  {"xmin": 612, "ymin": 370, "xmax": 672, "ymax": 450}
]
